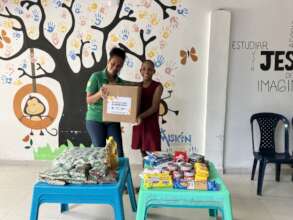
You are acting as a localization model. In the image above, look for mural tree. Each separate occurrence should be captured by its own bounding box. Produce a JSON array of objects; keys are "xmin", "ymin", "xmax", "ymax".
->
[{"xmin": 0, "ymin": 0, "xmax": 184, "ymax": 147}]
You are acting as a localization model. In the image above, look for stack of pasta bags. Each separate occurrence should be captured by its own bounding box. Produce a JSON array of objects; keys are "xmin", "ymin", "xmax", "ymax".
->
[{"xmin": 38, "ymin": 137, "xmax": 119, "ymax": 185}]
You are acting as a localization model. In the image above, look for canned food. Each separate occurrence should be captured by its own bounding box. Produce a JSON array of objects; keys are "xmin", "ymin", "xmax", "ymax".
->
[
  {"xmin": 180, "ymin": 162, "xmax": 192, "ymax": 171},
  {"xmin": 184, "ymin": 170, "xmax": 194, "ymax": 180},
  {"xmin": 173, "ymin": 170, "xmax": 183, "ymax": 179},
  {"xmin": 167, "ymin": 162, "xmax": 178, "ymax": 171}
]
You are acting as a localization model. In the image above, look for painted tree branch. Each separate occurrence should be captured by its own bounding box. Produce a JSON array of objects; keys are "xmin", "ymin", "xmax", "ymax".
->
[
  {"xmin": 61, "ymin": 0, "xmax": 76, "ymax": 49},
  {"xmin": 36, "ymin": 1, "xmax": 46, "ymax": 39},
  {"xmin": 18, "ymin": 67, "xmax": 51, "ymax": 79},
  {"xmin": 12, "ymin": 27, "xmax": 22, "ymax": 31},
  {"xmin": 20, "ymin": 0, "xmax": 38, "ymax": 10},
  {"xmin": 36, "ymin": 63, "xmax": 52, "ymax": 76},
  {"xmin": 117, "ymin": 9, "xmax": 136, "ymax": 24},
  {"xmin": 91, "ymin": 52, "xmax": 98, "ymax": 64},
  {"xmin": 154, "ymin": 0, "xmax": 176, "ymax": 19},
  {"xmin": 92, "ymin": 9, "xmax": 136, "ymax": 33},
  {"xmin": 76, "ymin": 40, "xmax": 90, "ymax": 67},
  {"xmin": 118, "ymin": 29, "xmax": 156, "ymax": 62}
]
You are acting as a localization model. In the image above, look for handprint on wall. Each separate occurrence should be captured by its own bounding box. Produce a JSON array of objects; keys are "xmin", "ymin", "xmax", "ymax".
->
[
  {"xmin": 94, "ymin": 13, "xmax": 103, "ymax": 26},
  {"xmin": 46, "ymin": 22, "xmax": 55, "ymax": 33}
]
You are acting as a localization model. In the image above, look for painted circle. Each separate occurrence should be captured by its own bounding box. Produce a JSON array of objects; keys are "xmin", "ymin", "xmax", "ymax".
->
[{"xmin": 13, "ymin": 84, "xmax": 58, "ymax": 129}]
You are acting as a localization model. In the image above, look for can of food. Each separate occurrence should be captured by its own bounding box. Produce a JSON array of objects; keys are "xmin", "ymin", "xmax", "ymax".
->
[
  {"xmin": 173, "ymin": 170, "xmax": 183, "ymax": 179},
  {"xmin": 184, "ymin": 170, "xmax": 194, "ymax": 180},
  {"xmin": 180, "ymin": 162, "xmax": 192, "ymax": 171},
  {"xmin": 167, "ymin": 162, "xmax": 178, "ymax": 171},
  {"xmin": 189, "ymin": 153, "xmax": 205, "ymax": 163}
]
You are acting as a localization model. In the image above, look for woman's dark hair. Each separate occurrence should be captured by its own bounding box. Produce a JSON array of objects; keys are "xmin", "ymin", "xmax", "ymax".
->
[
  {"xmin": 109, "ymin": 47, "xmax": 126, "ymax": 61},
  {"xmin": 142, "ymin": 59, "xmax": 155, "ymax": 68}
]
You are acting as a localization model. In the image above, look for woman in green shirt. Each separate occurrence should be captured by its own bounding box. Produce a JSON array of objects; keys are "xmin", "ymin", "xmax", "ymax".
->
[{"xmin": 85, "ymin": 47, "xmax": 126, "ymax": 157}]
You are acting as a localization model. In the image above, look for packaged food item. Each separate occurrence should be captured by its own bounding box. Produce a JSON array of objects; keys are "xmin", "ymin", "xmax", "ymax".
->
[
  {"xmin": 189, "ymin": 153, "xmax": 205, "ymax": 164},
  {"xmin": 187, "ymin": 180, "xmax": 195, "ymax": 190},
  {"xmin": 195, "ymin": 175, "xmax": 208, "ymax": 181},
  {"xmin": 143, "ymin": 167, "xmax": 161, "ymax": 174},
  {"xmin": 144, "ymin": 151, "xmax": 172, "ymax": 167},
  {"xmin": 173, "ymin": 151, "xmax": 188, "ymax": 162},
  {"xmin": 144, "ymin": 173, "xmax": 173, "ymax": 189},
  {"xmin": 173, "ymin": 179, "xmax": 189, "ymax": 189},
  {"xmin": 207, "ymin": 180, "xmax": 220, "ymax": 191},
  {"xmin": 195, "ymin": 181, "xmax": 208, "ymax": 190},
  {"xmin": 194, "ymin": 162, "xmax": 208, "ymax": 171},
  {"xmin": 194, "ymin": 162, "xmax": 209, "ymax": 181}
]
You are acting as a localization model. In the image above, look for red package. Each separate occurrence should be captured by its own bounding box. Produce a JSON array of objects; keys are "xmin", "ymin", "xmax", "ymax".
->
[{"xmin": 173, "ymin": 151, "xmax": 188, "ymax": 162}]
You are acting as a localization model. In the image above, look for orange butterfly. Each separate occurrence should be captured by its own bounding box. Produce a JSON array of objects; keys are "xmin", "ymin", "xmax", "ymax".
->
[
  {"xmin": 179, "ymin": 47, "xmax": 198, "ymax": 65},
  {"xmin": 0, "ymin": 30, "xmax": 11, "ymax": 49}
]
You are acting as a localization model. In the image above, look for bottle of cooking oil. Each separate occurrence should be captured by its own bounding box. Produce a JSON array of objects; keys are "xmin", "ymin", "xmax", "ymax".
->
[{"xmin": 105, "ymin": 136, "xmax": 119, "ymax": 170}]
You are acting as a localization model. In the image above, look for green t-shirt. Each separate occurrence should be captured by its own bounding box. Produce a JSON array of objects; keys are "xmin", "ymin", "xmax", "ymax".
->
[{"xmin": 85, "ymin": 69, "xmax": 124, "ymax": 122}]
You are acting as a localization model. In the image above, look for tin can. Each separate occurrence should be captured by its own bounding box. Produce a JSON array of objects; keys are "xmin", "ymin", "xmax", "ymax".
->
[
  {"xmin": 167, "ymin": 162, "xmax": 178, "ymax": 171},
  {"xmin": 173, "ymin": 170, "xmax": 183, "ymax": 179},
  {"xmin": 180, "ymin": 162, "xmax": 192, "ymax": 171},
  {"xmin": 184, "ymin": 170, "xmax": 194, "ymax": 180}
]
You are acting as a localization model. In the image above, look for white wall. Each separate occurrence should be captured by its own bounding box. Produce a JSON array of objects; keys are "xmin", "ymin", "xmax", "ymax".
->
[
  {"xmin": 224, "ymin": 0, "xmax": 293, "ymax": 170},
  {"xmin": 1, "ymin": 0, "xmax": 293, "ymax": 170}
]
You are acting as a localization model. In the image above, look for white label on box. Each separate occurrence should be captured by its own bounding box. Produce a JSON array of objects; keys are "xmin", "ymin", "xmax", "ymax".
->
[{"xmin": 107, "ymin": 96, "xmax": 132, "ymax": 115}]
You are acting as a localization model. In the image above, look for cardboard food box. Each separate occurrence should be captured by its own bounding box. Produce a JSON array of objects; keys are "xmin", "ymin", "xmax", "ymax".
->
[{"xmin": 103, "ymin": 84, "xmax": 141, "ymax": 123}]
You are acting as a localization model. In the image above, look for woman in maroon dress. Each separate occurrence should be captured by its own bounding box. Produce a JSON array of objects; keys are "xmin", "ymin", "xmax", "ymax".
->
[{"xmin": 132, "ymin": 60, "xmax": 163, "ymax": 158}]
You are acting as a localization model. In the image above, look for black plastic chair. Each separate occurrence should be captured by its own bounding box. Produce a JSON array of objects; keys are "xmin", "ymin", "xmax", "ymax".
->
[{"xmin": 250, "ymin": 112, "xmax": 293, "ymax": 195}]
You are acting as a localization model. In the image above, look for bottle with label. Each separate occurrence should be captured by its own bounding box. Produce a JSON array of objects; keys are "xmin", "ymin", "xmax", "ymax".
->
[{"xmin": 106, "ymin": 136, "xmax": 119, "ymax": 170}]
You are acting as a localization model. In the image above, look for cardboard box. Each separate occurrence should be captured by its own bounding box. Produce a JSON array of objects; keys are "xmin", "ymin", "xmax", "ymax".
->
[{"xmin": 103, "ymin": 84, "xmax": 141, "ymax": 123}]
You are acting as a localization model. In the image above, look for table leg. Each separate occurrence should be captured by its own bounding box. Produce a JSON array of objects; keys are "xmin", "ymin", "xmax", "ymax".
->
[
  {"xmin": 209, "ymin": 208, "xmax": 218, "ymax": 218},
  {"xmin": 61, "ymin": 204, "xmax": 69, "ymax": 212},
  {"xmin": 127, "ymin": 170, "xmax": 137, "ymax": 212}
]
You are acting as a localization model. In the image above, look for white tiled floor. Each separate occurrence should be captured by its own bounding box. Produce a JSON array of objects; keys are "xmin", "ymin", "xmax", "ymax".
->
[{"xmin": 1, "ymin": 163, "xmax": 293, "ymax": 220}]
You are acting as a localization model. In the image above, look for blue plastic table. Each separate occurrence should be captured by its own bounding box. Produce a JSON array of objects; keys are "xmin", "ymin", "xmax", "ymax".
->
[
  {"xmin": 136, "ymin": 162, "xmax": 233, "ymax": 220},
  {"xmin": 30, "ymin": 158, "xmax": 136, "ymax": 220}
]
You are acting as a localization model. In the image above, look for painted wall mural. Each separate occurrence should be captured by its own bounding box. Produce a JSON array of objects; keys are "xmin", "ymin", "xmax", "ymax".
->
[
  {"xmin": 159, "ymin": 89, "xmax": 178, "ymax": 124},
  {"xmin": 179, "ymin": 46, "xmax": 198, "ymax": 65},
  {"xmin": 0, "ymin": 0, "xmax": 197, "ymax": 160},
  {"xmin": 13, "ymin": 47, "xmax": 59, "ymax": 150}
]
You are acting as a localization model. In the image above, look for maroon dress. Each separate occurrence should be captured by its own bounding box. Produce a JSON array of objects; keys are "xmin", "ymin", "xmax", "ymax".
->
[{"xmin": 131, "ymin": 80, "xmax": 161, "ymax": 151}]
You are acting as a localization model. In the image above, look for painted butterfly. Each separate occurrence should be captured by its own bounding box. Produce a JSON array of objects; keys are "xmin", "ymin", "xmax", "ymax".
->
[
  {"xmin": 179, "ymin": 47, "xmax": 198, "ymax": 65},
  {"xmin": 0, "ymin": 29, "xmax": 11, "ymax": 48}
]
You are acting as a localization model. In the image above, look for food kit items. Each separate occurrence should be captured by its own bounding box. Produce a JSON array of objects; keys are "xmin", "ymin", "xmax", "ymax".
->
[
  {"xmin": 144, "ymin": 151, "xmax": 172, "ymax": 167},
  {"xmin": 142, "ymin": 149, "xmax": 220, "ymax": 191}
]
